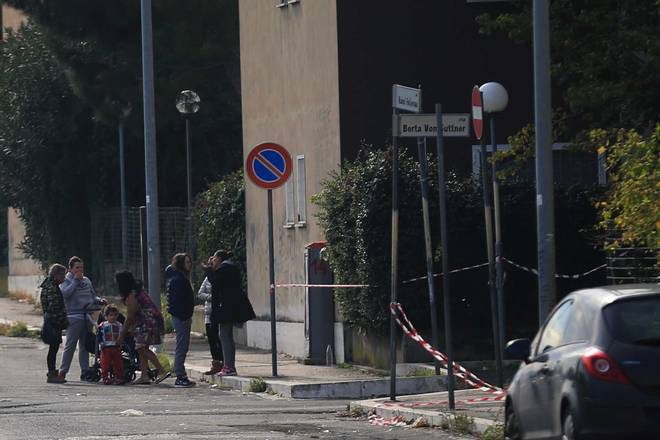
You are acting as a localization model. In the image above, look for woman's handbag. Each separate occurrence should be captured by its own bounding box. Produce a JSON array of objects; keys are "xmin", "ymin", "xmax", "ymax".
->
[{"xmin": 40, "ymin": 318, "xmax": 62, "ymax": 345}]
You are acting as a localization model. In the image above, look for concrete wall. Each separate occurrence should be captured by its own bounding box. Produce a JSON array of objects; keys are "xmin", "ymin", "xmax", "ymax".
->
[
  {"xmin": 7, "ymin": 208, "xmax": 44, "ymax": 298},
  {"xmin": 2, "ymin": 5, "xmax": 26, "ymax": 39},
  {"xmin": 239, "ymin": 0, "xmax": 342, "ymax": 355}
]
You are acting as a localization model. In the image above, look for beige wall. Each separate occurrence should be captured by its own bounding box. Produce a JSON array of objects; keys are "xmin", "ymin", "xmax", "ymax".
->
[
  {"xmin": 240, "ymin": 0, "xmax": 341, "ymax": 323},
  {"xmin": 7, "ymin": 208, "xmax": 42, "ymax": 277},
  {"xmin": 2, "ymin": 5, "xmax": 26, "ymax": 39}
]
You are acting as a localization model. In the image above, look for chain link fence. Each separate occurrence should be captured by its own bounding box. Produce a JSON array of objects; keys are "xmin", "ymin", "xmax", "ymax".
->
[{"xmin": 90, "ymin": 207, "xmax": 192, "ymax": 292}]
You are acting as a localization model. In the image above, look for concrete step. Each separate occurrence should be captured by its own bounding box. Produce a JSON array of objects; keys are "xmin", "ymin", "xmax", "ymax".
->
[{"xmin": 187, "ymin": 366, "xmax": 448, "ymax": 399}]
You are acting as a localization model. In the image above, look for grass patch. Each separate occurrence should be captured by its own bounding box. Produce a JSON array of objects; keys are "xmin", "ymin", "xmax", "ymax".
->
[
  {"xmin": 337, "ymin": 362, "xmax": 352, "ymax": 369},
  {"xmin": 481, "ymin": 423, "xmax": 505, "ymax": 440},
  {"xmin": 406, "ymin": 367, "xmax": 435, "ymax": 377},
  {"xmin": 157, "ymin": 352, "xmax": 172, "ymax": 372},
  {"xmin": 248, "ymin": 377, "xmax": 267, "ymax": 393},
  {"xmin": 0, "ymin": 321, "xmax": 40, "ymax": 338},
  {"xmin": 450, "ymin": 414, "xmax": 475, "ymax": 434}
]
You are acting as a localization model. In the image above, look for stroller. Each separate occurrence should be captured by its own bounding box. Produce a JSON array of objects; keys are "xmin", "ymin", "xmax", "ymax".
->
[{"xmin": 84, "ymin": 310, "xmax": 155, "ymax": 383}]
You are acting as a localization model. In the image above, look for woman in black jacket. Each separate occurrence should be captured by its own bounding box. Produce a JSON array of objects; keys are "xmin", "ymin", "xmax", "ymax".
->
[
  {"xmin": 40, "ymin": 264, "xmax": 69, "ymax": 383},
  {"xmin": 166, "ymin": 253, "xmax": 195, "ymax": 387},
  {"xmin": 204, "ymin": 249, "xmax": 255, "ymax": 376}
]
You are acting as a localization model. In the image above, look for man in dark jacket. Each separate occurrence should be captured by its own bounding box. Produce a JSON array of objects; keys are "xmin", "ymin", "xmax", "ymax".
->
[
  {"xmin": 204, "ymin": 250, "xmax": 255, "ymax": 376},
  {"xmin": 165, "ymin": 253, "xmax": 195, "ymax": 387}
]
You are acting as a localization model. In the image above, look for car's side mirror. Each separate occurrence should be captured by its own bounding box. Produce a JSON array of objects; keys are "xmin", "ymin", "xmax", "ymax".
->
[{"xmin": 506, "ymin": 338, "xmax": 531, "ymax": 361}]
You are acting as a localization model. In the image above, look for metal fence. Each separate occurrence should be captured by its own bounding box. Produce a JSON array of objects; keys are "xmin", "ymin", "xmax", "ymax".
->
[
  {"xmin": 606, "ymin": 247, "xmax": 659, "ymax": 284},
  {"xmin": 90, "ymin": 206, "xmax": 192, "ymax": 292}
]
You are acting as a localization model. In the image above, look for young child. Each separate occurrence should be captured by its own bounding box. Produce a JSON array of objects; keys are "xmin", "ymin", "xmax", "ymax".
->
[{"xmin": 98, "ymin": 305, "xmax": 124, "ymax": 385}]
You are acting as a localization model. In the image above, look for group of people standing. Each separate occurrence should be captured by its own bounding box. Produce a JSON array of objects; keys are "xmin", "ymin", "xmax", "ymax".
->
[
  {"xmin": 39, "ymin": 249, "xmax": 254, "ymax": 387},
  {"xmin": 166, "ymin": 250, "xmax": 255, "ymax": 387}
]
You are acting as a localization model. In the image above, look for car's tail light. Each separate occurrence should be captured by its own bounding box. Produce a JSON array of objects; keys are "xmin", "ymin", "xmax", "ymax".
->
[{"xmin": 581, "ymin": 347, "xmax": 630, "ymax": 384}]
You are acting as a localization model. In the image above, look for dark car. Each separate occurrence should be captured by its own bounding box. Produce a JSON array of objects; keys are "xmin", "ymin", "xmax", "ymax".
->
[{"xmin": 504, "ymin": 284, "xmax": 660, "ymax": 440}]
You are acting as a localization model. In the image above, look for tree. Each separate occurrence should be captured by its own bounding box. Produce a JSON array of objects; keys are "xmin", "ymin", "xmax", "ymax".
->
[
  {"xmin": 477, "ymin": 0, "xmax": 660, "ymax": 135},
  {"xmin": 595, "ymin": 125, "xmax": 660, "ymax": 249},
  {"xmin": 0, "ymin": 23, "xmax": 115, "ymax": 265},
  {"xmin": 4, "ymin": 0, "xmax": 243, "ymax": 207}
]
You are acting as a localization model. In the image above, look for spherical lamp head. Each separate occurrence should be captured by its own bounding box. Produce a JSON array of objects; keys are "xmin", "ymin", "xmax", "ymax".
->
[
  {"xmin": 176, "ymin": 90, "xmax": 201, "ymax": 114},
  {"xmin": 479, "ymin": 82, "xmax": 508, "ymax": 113}
]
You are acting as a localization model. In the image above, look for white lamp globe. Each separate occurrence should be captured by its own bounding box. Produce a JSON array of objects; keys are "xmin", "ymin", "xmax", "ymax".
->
[{"xmin": 479, "ymin": 82, "xmax": 509, "ymax": 113}]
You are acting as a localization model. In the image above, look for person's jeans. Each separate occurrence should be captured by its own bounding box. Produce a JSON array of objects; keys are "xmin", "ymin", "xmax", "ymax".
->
[
  {"xmin": 172, "ymin": 316, "xmax": 192, "ymax": 377},
  {"xmin": 206, "ymin": 321, "xmax": 223, "ymax": 362},
  {"xmin": 59, "ymin": 318, "xmax": 90, "ymax": 375},
  {"xmin": 219, "ymin": 323, "xmax": 235, "ymax": 369}
]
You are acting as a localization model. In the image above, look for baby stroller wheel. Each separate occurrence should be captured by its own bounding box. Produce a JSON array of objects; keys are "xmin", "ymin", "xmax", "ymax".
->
[{"xmin": 125, "ymin": 369, "xmax": 136, "ymax": 382}]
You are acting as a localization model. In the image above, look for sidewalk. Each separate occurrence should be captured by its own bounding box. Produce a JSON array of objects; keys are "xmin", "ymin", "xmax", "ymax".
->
[
  {"xmin": 170, "ymin": 335, "xmax": 447, "ymax": 399},
  {"xmin": 0, "ymin": 297, "xmax": 42, "ymax": 330}
]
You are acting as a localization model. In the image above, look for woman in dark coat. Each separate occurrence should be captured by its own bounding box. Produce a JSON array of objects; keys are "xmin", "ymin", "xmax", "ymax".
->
[
  {"xmin": 204, "ymin": 249, "xmax": 255, "ymax": 376},
  {"xmin": 40, "ymin": 264, "xmax": 69, "ymax": 383}
]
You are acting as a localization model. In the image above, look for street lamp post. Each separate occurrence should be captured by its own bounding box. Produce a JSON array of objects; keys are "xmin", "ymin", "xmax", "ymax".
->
[
  {"xmin": 480, "ymin": 82, "xmax": 509, "ymax": 364},
  {"xmin": 176, "ymin": 90, "xmax": 201, "ymax": 253},
  {"xmin": 118, "ymin": 105, "xmax": 132, "ymax": 269}
]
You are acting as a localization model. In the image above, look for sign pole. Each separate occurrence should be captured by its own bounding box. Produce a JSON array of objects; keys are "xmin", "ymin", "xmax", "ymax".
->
[
  {"xmin": 389, "ymin": 102, "xmax": 399, "ymax": 401},
  {"xmin": 246, "ymin": 142, "xmax": 292, "ymax": 378},
  {"xmin": 490, "ymin": 115, "xmax": 506, "ymax": 362},
  {"xmin": 435, "ymin": 103, "xmax": 455, "ymax": 410},
  {"xmin": 478, "ymin": 106, "xmax": 503, "ymax": 389},
  {"xmin": 267, "ymin": 189, "xmax": 278, "ymax": 377},
  {"xmin": 415, "ymin": 87, "xmax": 442, "ymax": 376}
]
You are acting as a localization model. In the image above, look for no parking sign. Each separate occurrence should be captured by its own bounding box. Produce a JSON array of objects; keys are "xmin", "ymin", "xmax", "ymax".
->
[
  {"xmin": 246, "ymin": 142, "xmax": 292, "ymax": 190},
  {"xmin": 245, "ymin": 141, "xmax": 293, "ymax": 378}
]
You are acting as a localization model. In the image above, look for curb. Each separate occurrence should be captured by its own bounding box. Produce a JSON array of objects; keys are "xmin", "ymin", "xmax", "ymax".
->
[
  {"xmin": 186, "ymin": 366, "xmax": 449, "ymax": 399},
  {"xmin": 350, "ymin": 397, "xmax": 497, "ymax": 435}
]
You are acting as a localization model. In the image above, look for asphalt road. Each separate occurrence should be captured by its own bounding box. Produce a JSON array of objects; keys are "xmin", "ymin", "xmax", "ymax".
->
[{"xmin": 0, "ymin": 336, "xmax": 472, "ymax": 440}]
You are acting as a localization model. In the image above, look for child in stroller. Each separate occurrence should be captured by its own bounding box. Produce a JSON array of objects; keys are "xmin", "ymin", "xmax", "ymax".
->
[{"xmin": 85, "ymin": 306, "xmax": 157, "ymax": 383}]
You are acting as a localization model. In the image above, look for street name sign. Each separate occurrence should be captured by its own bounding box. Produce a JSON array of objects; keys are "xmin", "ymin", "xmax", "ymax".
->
[
  {"xmin": 394, "ymin": 113, "xmax": 471, "ymax": 138},
  {"xmin": 246, "ymin": 142, "xmax": 292, "ymax": 190},
  {"xmin": 471, "ymin": 86, "xmax": 483, "ymax": 140},
  {"xmin": 392, "ymin": 84, "xmax": 421, "ymax": 113}
]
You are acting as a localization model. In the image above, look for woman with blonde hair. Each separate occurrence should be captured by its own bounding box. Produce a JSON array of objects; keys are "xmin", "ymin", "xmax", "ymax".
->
[{"xmin": 40, "ymin": 263, "xmax": 69, "ymax": 383}]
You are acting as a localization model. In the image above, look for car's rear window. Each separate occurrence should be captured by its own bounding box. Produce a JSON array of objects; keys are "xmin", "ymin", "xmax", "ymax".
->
[{"xmin": 603, "ymin": 296, "xmax": 660, "ymax": 345}]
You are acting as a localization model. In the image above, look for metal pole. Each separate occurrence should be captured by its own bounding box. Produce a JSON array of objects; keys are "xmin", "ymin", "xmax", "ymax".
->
[
  {"xmin": 389, "ymin": 104, "xmax": 399, "ymax": 401},
  {"xmin": 139, "ymin": 206, "xmax": 149, "ymax": 287},
  {"xmin": 479, "ymin": 107, "xmax": 503, "ymax": 388},
  {"xmin": 185, "ymin": 117, "xmax": 193, "ymax": 253},
  {"xmin": 267, "ymin": 189, "xmax": 278, "ymax": 377},
  {"xmin": 119, "ymin": 122, "xmax": 128, "ymax": 269},
  {"xmin": 490, "ymin": 116, "xmax": 506, "ymax": 360},
  {"xmin": 533, "ymin": 0, "xmax": 556, "ymax": 325},
  {"xmin": 435, "ymin": 104, "xmax": 455, "ymax": 410},
  {"xmin": 140, "ymin": 0, "xmax": 161, "ymax": 306},
  {"xmin": 418, "ymin": 137, "xmax": 441, "ymax": 376}
]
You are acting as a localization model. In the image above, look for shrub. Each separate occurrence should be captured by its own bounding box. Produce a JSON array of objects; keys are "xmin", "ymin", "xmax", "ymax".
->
[
  {"xmin": 450, "ymin": 414, "xmax": 475, "ymax": 434},
  {"xmin": 481, "ymin": 423, "xmax": 505, "ymax": 440},
  {"xmin": 160, "ymin": 296, "xmax": 174, "ymax": 335},
  {"xmin": 157, "ymin": 352, "xmax": 172, "ymax": 372},
  {"xmin": 193, "ymin": 169, "xmax": 246, "ymax": 289}
]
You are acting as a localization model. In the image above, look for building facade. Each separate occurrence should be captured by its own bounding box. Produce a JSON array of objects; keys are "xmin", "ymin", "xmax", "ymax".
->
[{"xmin": 239, "ymin": 0, "xmax": 536, "ymax": 363}]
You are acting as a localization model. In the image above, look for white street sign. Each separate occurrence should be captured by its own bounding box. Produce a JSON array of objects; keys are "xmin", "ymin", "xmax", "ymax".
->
[
  {"xmin": 395, "ymin": 113, "xmax": 471, "ymax": 138},
  {"xmin": 392, "ymin": 84, "xmax": 421, "ymax": 113}
]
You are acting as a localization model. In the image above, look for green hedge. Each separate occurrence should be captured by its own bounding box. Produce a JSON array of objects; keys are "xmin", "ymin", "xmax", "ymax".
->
[
  {"xmin": 314, "ymin": 148, "xmax": 605, "ymax": 348},
  {"xmin": 193, "ymin": 169, "xmax": 246, "ymax": 289}
]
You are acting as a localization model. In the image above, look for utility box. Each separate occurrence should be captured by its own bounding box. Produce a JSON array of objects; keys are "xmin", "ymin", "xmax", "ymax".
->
[{"xmin": 304, "ymin": 241, "xmax": 335, "ymax": 364}]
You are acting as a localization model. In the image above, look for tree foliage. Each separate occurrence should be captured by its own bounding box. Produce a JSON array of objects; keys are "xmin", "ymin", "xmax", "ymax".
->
[
  {"xmin": 193, "ymin": 169, "xmax": 246, "ymax": 288},
  {"xmin": 477, "ymin": 0, "xmax": 660, "ymax": 134},
  {"xmin": 4, "ymin": 0, "xmax": 243, "ymax": 207},
  {"xmin": 594, "ymin": 125, "xmax": 660, "ymax": 249},
  {"xmin": 0, "ymin": 24, "xmax": 114, "ymax": 266}
]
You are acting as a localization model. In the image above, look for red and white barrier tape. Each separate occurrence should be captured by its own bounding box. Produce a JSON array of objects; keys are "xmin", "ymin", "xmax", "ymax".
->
[
  {"xmin": 401, "ymin": 262, "xmax": 490, "ymax": 284},
  {"xmin": 382, "ymin": 394, "xmax": 505, "ymax": 409},
  {"xmin": 390, "ymin": 302, "xmax": 505, "ymax": 397},
  {"xmin": 501, "ymin": 257, "xmax": 606, "ymax": 279},
  {"xmin": 275, "ymin": 283, "xmax": 369, "ymax": 288}
]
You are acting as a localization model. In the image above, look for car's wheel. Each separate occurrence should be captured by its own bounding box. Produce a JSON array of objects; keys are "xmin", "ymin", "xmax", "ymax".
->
[
  {"xmin": 562, "ymin": 410, "xmax": 579, "ymax": 440},
  {"xmin": 505, "ymin": 403, "xmax": 522, "ymax": 440}
]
